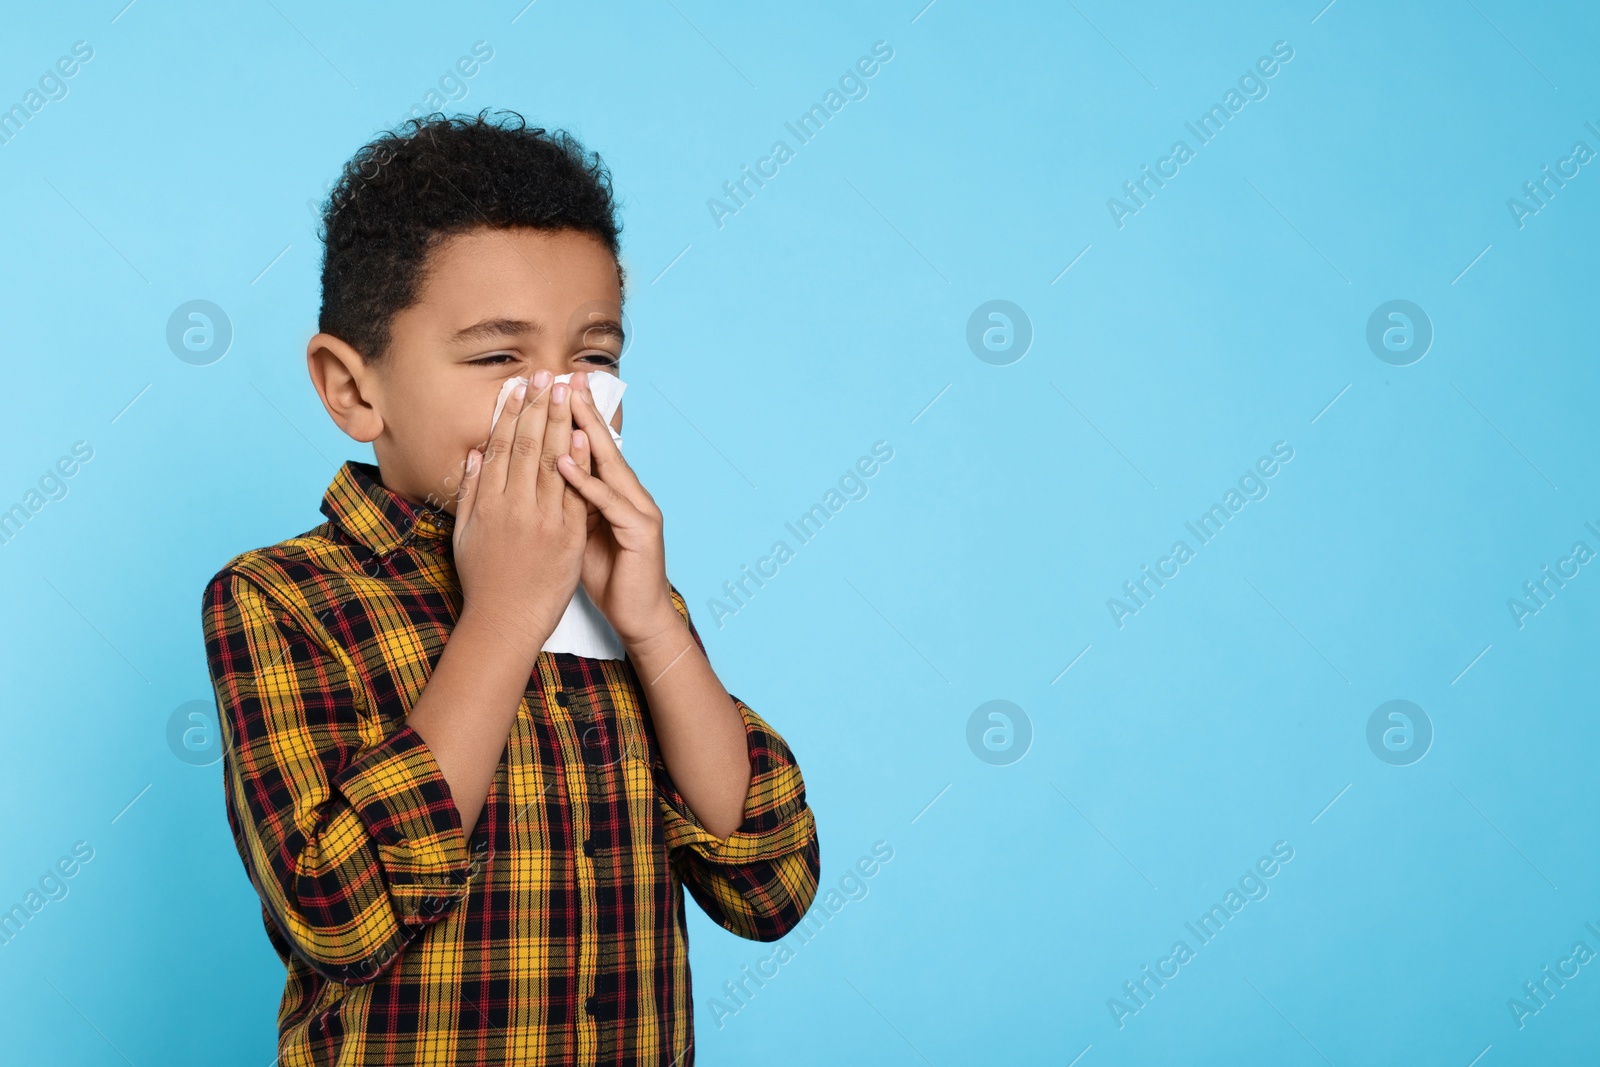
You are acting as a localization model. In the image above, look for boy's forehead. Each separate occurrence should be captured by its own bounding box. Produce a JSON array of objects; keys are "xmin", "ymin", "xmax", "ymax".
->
[{"xmin": 413, "ymin": 227, "xmax": 621, "ymax": 338}]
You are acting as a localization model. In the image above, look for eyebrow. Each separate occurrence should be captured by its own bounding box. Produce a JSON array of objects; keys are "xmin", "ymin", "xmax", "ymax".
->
[
  {"xmin": 577, "ymin": 318, "xmax": 626, "ymax": 347},
  {"xmin": 448, "ymin": 317, "xmax": 541, "ymax": 346},
  {"xmin": 447, "ymin": 316, "xmax": 626, "ymax": 349}
]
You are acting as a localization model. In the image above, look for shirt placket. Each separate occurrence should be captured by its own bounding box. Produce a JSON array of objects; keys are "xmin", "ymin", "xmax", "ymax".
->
[
  {"xmin": 552, "ymin": 655, "xmax": 607, "ymax": 1065},
  {"xmin": 503, "ymin": 686, "xmax": 544, "ymax": 1063}
]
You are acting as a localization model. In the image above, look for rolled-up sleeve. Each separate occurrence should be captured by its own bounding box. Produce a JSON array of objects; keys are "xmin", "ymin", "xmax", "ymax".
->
[
  {"xmin": 202, "ymin": 569, "xmax": 475, "ymax": 984},
  {"xmin": 652, "ymin": 587, "xmax": 821, "ymax": 942}
]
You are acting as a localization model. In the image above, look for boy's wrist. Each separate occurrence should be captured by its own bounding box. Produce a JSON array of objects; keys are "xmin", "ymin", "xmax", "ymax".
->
[
  {"xmin": 622, "ymin": 604, "xmax": 692, "ymax": 663},
  {"xmin": 453, "ymin": 603, "xmax": 550, "ymax": 670}
]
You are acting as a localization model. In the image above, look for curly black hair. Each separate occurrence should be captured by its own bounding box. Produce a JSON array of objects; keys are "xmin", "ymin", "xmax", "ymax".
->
[{"xmin": 315, "ymin": 108, "xmax": 625, "ymax": 365}]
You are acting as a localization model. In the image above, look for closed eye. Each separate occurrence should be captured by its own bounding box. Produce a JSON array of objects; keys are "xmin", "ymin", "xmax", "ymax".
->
[{"xmin": 470, "ymin": 353, "xmax": 616, "ymax": 367}]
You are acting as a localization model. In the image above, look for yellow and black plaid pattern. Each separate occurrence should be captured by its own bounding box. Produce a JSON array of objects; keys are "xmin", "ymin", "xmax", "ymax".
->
[{"xmin": 201, "ymin": 460, "xmax": 820, "ymax": 1065}]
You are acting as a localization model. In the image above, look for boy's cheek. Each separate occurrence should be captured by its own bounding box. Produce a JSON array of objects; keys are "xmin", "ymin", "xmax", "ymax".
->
[{"xmin": 427, "ymin": 426, "xmax": 482, "ymax": 506}]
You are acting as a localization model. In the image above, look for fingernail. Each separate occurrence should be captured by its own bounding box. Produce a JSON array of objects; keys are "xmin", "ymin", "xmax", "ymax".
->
[
  {"xmin": 533, "ymin": 369, "xmax": 552, "ymax": 388},
  {"xmin": 573, "ymin": 430, "xmax": 586, "ymax": 448},
  {"xmin": 513, "ymin": 383, "xmax": 526, "ymax": 401},
  {"xmin": 553, "ymin": 383, "xmax": 568, "ymax": 403}
]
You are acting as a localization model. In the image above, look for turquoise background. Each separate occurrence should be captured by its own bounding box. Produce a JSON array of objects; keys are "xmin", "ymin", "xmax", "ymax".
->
[{"xmin": 2, "ymin": 0, "xmax": 1597, "ymax": 1063}]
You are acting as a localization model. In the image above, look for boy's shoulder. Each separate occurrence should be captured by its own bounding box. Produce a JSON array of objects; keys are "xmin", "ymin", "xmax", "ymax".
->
[
  {"xmin": 201, "ymin": 518, "xmax": 352, "ymax": 623},
  {"xmin": 204, "ymin": 459, "xmax": 392, "ymax": 600}
]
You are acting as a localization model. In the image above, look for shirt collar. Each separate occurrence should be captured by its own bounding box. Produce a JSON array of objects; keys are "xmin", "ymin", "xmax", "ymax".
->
[{"xmin": 320, "ymin": 460, "xmax": 455, "ymax": 557}]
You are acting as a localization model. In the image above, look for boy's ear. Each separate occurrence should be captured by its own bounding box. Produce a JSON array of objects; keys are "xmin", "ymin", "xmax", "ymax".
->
[{"xmin": 306, "ymin": 332, "xmax": 383, "ymax": 443}]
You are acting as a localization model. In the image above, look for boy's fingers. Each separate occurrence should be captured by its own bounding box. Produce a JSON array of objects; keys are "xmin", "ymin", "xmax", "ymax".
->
[
  {"xmin": 562, "ymin": 429, "xmax": 590, "ymax": 524},
  {"xmin": 538, "ymin": 379, "xmax": 574, "ymax": 515},
  {"xmin": 557, "ymin": 450, "xmax": 638, "ymax": 527},
  {"xmin": 509, "ymin": 372, "xmax": 553, "ymax": 499},
  {"xmin": 571, "ymin": 428, "xmax": 592, "ymax": 473},
  {"xmin": 570, "ymin": 382, "xmax": 648, "ymax": 508},
  {"xmin": 456, "ymin": 448, "xmax": 482, "ymax": 523},
  {"xmin": 576, "ymin": 372, "xmax": 623, "ymax": 437},
  {"xmin": 485, "ymin": 379, "xmax": 528, "ymax": 495},
  {"xmin": 570, "ymin": 429, "xmax": 598, "ymax": 518}
]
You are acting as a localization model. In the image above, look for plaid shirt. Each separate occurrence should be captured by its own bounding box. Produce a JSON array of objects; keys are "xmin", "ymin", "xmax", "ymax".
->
[{"xmin": 200, "ymin": 460, "xmax": 820, "ymax": 1066}]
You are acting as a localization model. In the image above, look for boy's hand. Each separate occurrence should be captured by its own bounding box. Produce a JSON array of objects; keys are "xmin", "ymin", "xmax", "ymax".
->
[
  {"xmin": 452, "ymin": 370, "xmax": 587, "ymax": 658},
  {"xmin": 556, "ymin": 376, "xmax": 682, "ymax": 648}
]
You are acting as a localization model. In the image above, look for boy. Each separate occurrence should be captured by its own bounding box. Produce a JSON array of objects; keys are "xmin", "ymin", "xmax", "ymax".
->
[{"xmin": 201, "ymin": 110, "xmax": 820, "ymax": 1065}]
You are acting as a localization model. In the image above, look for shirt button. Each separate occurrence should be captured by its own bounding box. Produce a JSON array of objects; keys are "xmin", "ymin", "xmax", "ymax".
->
[
  {"xmin": 554, "ymin": 690, "xmax": 570, "ymax": 706},
  {"xmin": 584, "ymin": 995, "xmax": 597, "ymax": 1016},
  {"xmin": 582, "ymin": 838, "xmax": 596, "ymax": 857}
]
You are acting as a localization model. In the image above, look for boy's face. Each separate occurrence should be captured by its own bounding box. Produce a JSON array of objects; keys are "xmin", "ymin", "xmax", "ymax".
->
[{"xmin": 327, "ymin": 226, "xmax": 625, "ymax": 515}]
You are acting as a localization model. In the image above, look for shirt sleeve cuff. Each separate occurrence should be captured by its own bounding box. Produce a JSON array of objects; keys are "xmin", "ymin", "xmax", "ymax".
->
[
  {"xmin": 333, "ymin": 724, "xmax": 475, "ymax": 917},
  {"xmin": 659, "ymin": 698, "xmax": 816, "ymax": 865}
]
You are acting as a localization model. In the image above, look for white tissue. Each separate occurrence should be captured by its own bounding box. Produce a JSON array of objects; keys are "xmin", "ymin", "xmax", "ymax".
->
[
  {"xmin": 490, "ymin": 370, "xmax": 626, "ymax": 448},
  {"xmin": 487, "ymin": 371, "xmax": 629, "ymax": 661}
]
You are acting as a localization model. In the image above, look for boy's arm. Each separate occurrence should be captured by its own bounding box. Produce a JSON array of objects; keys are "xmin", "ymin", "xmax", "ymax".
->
[
  {"xmin": 202, "ymin": 569, "xmax": 479, "ymax": 985},
  {"xmin": 628, "ymin": 587, "xmax": 821, "ymax": 942}
]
